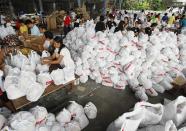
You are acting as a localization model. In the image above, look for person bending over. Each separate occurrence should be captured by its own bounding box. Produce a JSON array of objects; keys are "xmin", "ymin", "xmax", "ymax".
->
[{"xmin": 41, "ymin": 36, "xmax": 75, "ymax": 72}]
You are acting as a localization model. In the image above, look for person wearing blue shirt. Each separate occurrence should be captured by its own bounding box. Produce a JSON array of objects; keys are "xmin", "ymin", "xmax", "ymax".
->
[
  {"xmin": 180, "ymin": 15, "xmax": 186, "ymax": 28},
  {"xmin": 161, "ymin": 13, "xmax": 168, "ymax": 24},
  {"xmin": 25, "ymin": 20, "xmax": 41, "ymax": 36}
]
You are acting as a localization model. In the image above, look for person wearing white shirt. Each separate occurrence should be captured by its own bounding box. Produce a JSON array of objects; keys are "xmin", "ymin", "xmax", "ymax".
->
[
  {"xmin": 25, "ymin": 19, "xmax": 41, "ymax": 36},
  {"xmin": 43, "ymin": 31, "xmax": 53, "ymax": 53},
  {"xmin": 41, "ymin": 36, "xmax": 75, "ymax": 72}
]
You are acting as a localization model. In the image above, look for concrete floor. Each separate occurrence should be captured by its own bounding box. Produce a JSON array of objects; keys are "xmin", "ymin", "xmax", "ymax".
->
[{"xmin": 21, "ymin": 79, "xmax": 184, "ymax": 131}]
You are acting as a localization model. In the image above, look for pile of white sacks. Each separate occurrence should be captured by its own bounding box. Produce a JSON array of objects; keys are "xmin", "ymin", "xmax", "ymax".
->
[
  {"xmin": 2, "ymin": 50, "xmax": 75, "ymax": 102},
  {"xmin": 64, "ymin": 20, "xmax": 186, "ymax": 101},
  {"xmin": 0, "ymin": 101, "xmax": 97, "ymax": 131},
  {"xmin": 107, "ymin": 96, "xmax": 186, "ymax": 131}
]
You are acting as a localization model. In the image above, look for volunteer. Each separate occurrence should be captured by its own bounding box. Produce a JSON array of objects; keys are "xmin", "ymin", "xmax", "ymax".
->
[
  {"xmin": 106, "ymin": 14, "xmax": 116, "ymax": 30},
  {"xmin": 41, "ymin": 36, "xmax": 75, "ymax": 72},
  {"xmin": 25, "ymin": 19, "xmax": 41, "ymax": 36},
  {"xmin": 43, "ymin": 31, "xmax": 54, "ymax": 54},
  {"xmin": 95, "ymin": 15, "xmax": 106, "ymax": 32},
  {"xmin": 63, "ymin": 11, "xmax": 71, "ymax": 36},
  {"xmin": 39, "ymin": 24, "xmax": 47, "ymax": 34},
  {"xmin": 19, "ymin": 20, "xmax": 28, "ymax": 36},
  {"xmin": 114, "ymin": 20, "xmax": 125, "ymax": 33}
]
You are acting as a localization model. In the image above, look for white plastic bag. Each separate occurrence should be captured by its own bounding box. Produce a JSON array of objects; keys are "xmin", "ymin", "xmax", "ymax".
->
[
  {"xmin": 67, "ymin": 101, "xmax": 84, "ymax": 118},
  {"xmin": 45, "ymin": 113, "xmax": 56, "ymax": 127},
  {"xmin": 9, "ymin": 111, "xmax": 36, "ymax": 131},
  {"xmin": 37, "ymin": 73, "xmax": 53, "ymax": 87},
  {"xmin": 63, "ymin": 67, "xmax": 75, "ymax": 83},
  {"xmin": 29, "ymin": 50, "xmax": 41, "ymax": 64},
  {"xmin": 107, "ymin": 109, "xmax": 143, "ymax": 131},
  {"xmin": 56, "ymin": 108, "xmax": 71, "ymax": 124},
  {"xmin": 51, "ymin": 122, "xmax": 65, "ymax": 131},
  {"xmin": 29, "ymin": 106, "xmax": 48, "ymax": 124},
  {"xmin": 35, "ymin": 124, "xmax": 50, "ymax": 131},
  {"xmin": 26, "ymin": 82, "xmax": 45, "ymax": 102},
  {"xmin": 50, "ymin": 69, "xmax": 65, "ymax": 85},
  {"xmin": 0, "ymin": 114, "xmax": 6, "ymax": 129},
  {"xmin": 84, "ymin": 102, "xmax": 97, "ymax": 119},
  {"xmin": 4, "ymin": 76, "xmax": 25, "ymax": 100},
  {"xmin": 134, "ymin": 102, "xmax": 164, "ymax": 127},
  {"xmin": 65, "ymin": 121, "xmax": 81, "ymax": 131},
  {"xmin": 36, "ymin": 64, "xmax": 49, "ymax": 73},
  {"xmin": 42, "ymin": 50, "xmax": 50, "ymax": 58},
  {"xmin": 161, "ymin": 96, "xmax": 186, "ymax": 127},
  {"xmin": 74, "ymin": 114, "xmax": 89, "ymax": 130}
]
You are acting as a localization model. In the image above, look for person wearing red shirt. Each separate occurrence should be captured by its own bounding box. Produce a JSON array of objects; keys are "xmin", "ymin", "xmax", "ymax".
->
[{"xmin": 63, "ymin": 11, "xmax": 71, "ymax": 36}]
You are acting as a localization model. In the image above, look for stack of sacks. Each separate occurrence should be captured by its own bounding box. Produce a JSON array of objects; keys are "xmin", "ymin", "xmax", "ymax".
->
[
  {"xmin": 64, "ymin": 20, "xmax": 186, "ymax": 101},
  {"xmin": 107, "ymin": 96, "xmax": 186, "ymax": 131},
  {"xmin": 3, "ymin": 49, "xmax": 76, "ymax": 101},
  {"xmin": 3, "ymin": 50, "xmax": 52, "ymax": 102},
  {"xmin": 0, "ymin": 102, "xmax": 97, "ymax": 131}
]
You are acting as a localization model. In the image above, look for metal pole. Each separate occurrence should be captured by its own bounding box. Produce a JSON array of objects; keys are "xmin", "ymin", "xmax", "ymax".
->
[
  {"xmin": 39, "ymin": 0, "xmax": 44, "ymax": 13},
  {"xmin": 119, "ymin": 0, "xmax": 123, "ymax": 10},
  {"xmin": 8, "ymin": 0, "xmax": 16, "ymax": 18},
  {"xmin": 53, "ymin": 2, "xmax": 56, "ymax": 11},
  {"xmin": 77, "ymin": 0, "xmax": 81, "ymax": 7},
  {"xmin": 102, "ymin": 0, "xmax": 107, "ymax": 16}
]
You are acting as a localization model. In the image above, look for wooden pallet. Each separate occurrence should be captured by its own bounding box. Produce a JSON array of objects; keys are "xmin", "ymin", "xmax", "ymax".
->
[{"xmin": 8, "ymin": 79, "xmax": 76, "ymax": 112}]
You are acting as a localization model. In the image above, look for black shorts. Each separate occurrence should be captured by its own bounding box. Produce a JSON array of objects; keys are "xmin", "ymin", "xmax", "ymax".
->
[{"xmin": 0, "ymin": 92, "xmax": 9, "ymax": 102}]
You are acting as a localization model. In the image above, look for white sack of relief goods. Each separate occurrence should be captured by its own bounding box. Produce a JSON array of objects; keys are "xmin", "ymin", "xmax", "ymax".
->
[
  {"xmin": 42, "ymin": 50, "xmax": 50, "ymax": 58},
  {"xmin": 36, "ymin": 64, "xmax": 49, "ymax": 73},
  {"xmin": 50, "ymin": 69, "xmax": 65, "ymax": 85},
  {"xmin": 7, "ymin": 67, "xmax": 21, "ymax": 76},
  {"xmin": 45, "ymin": 113, "xmax": 56, "ymax": 127},
  {"xmin": 26, "ymin": 82, "xmax": 45, "ymax": 102},
  {"xmin": 74, "ymin": 114, "xmax": 89, "ymax": 130},
  {"xmin": 4, "ymin": 76, "xmax": 25, "ymax": 100},
  {"xmin": 30, "ymin": 106, "xmax": 48, "ymax": 124},
  {"xmin": 134, "ymin": 86, "xmax": 148, "ymax": 102},
  {"xmin": 9, "ymin": 111, "xmax": 36, "ymax": 131},
  {"xmin": 10, "ymin": 52, "xmax": 29, "ymax": 68},
  {"xmin": 63, "ymin": 67, "xmax": 75, "ymax": 83},
  {"xmin": 84, "ymin": 102, "xmax": 97, "ymax": 119},
  {"xmin": 67, "ymin": 101, "xmax": 84, "ymax": 118},
  {"xmin": 29, "ymin": 50, "xmax": 41, "ymax": 65},
  {"xmin": 0, "ymin": 114, "xmax": 7, "ymax": 129},
  {"xmin": 137, "ymin": 120, "xmax": 177, "ymax": 131},
  {"xmin": 134, "ymin": 102, "xmax": 164, "ymax": 127},
  {"xmin": 65, "ymin": 121, "xmax": 81, "ymax": 131},
  {"xmin": 152, "ymin": 82, "xmax": 165, "ymax": 93},
  {"xmin": 37, "ymin": 73, "xmax": 53, "ymax": 87},
  {"xmin": 80, "ymin": 75, "xmax": 88, "ymax": 83},
  {"xmin": 107, "ymin": 108, "xmax": 143, "ymax": 131},
  {"xmin": 161, "ymin": 96, "xmax": 186, "ymax": 127},
  {"xmin": 18, "ymin": 71, "xmax": 37, "ymax": 93},
  {"xmin": 35, "ymin": 124, "xmax": 50, "ymax": 131},
  {"xmin": 56, "ymin": 108, "xmax": 71, "ymax": 124},
  {"xmin": 179, "ymin": 127, "xmax": 186, "ymax": 131},
  {"xmin": 51, "ymin": 122, "xmax": 65, "ymax": 131}
]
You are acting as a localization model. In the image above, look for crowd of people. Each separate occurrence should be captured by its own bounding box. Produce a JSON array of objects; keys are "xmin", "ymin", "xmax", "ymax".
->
[
  {"xmin": 0, "ymin": 8, "xmax": 186, "ymax": 72},
  {"xmin": 95, "ymin": 9, "xmax": 186, "ymax": 36}
]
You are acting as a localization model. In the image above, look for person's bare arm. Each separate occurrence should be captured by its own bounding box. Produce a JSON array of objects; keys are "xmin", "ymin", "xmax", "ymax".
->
[{"xmin": 42, "ymin": 55, "xmax": 63, "ymax": 65}]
